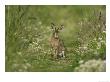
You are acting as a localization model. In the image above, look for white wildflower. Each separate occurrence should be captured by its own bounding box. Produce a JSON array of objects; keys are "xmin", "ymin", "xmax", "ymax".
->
[
  {"xmin": 83, "ymin": 46, "xmax": 87, "ymax": 50},
  {"xmin": 17, "ymin": 52, "xmax": 22, "ymax": 56},
  {"xmin": 99, "ymin": 37, "xmax": 102, "ymax": 40},
  {"xmin": 102, "ymin": 30, "xmax": 106, "ymax": 33},
  {"xmin": 79, "ymin": 60, "xmax": 84, "ymax": 64},
  {"xmin": 94, "ymin": 38, "xmax": 97, "ymax": 41}
]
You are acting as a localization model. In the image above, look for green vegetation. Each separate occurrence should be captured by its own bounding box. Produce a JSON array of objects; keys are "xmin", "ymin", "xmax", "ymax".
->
[{"xmin": 5, "ymin": 5, "xmax": 106, "ymax": 72}]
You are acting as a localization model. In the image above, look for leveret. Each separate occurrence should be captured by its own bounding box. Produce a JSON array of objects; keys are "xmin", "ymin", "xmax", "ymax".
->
[{"xmin": 50, "ymin": 23, "xmax": 66, "ymax": 59}]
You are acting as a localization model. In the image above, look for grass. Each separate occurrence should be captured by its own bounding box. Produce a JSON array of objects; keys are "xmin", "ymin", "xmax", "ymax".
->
[{"xmin": 5, "ymin": 5, "xmax": 106, "ymax": 72}]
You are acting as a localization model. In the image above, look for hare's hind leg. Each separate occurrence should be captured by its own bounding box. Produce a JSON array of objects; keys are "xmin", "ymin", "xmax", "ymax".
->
[
  {"xmin": 57, "ymin": 51, "xmax": 65, "ymax": 59},
  {"xmin": 62, "ymin": 51, "xmax": 65, "ymax": 58}
]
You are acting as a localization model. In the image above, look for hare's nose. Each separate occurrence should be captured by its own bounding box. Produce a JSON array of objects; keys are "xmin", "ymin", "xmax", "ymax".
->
[
  {"xmin": 55, "ymin": 34, "xmax": 58, "ymax": 38},
  {"xmin": 55, "ymin": 33, "xmax": 56, "ymax": 36}
]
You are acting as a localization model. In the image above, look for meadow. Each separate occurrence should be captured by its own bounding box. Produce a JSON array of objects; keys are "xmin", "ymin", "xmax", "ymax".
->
[{"xmin": 5, "ymin": 5, "xmax": 106, "ymax": 72}]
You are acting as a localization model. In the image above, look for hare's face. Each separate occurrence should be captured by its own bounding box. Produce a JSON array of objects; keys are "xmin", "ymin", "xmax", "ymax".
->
[{"xmin": 51, "ymin": 23, "xmax": 64, "ymax": 39}]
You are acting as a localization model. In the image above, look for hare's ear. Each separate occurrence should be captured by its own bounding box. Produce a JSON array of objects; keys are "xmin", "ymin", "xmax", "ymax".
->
[
  {"xmin": 99, "ymin": 11, "xmax": 102, "ymax": 20},
  {"xmin": 51, "ymin": 23, "xmax": 55, "ymax": 30},
  {"xmin": 59, "ymin": 25, "xmax": 64, "ymax": 30}
]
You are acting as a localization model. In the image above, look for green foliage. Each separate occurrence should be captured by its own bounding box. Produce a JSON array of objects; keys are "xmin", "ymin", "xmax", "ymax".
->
[{"xmin": 5, "ymin": 5, "xmax": 106, "ymax": 72}]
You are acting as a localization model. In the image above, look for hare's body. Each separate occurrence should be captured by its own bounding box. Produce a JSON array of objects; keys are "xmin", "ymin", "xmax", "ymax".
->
[{"xmin": 50, "ymin": 23, "xmax": 65, "ymax": 59}]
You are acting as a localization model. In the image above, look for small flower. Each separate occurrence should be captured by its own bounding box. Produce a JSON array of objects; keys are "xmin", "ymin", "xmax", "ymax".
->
[
  {"xmin": 94, "ymin": 38, "xmax": 97, "ymax": 41},
  {"xmin": 17, "ymin": 52, "xmax": 22, "ymax": 55},
  {"xmin": 79, "ymin": 60, "xmax": 84, "ymax": 64},
  {"xmin": 99, "ymin": 37, "xmax": 102, "ymax": 40},
  {"xmin": 83, "ymin": 46, "xmax": 87, "ymax": 50},
  {"xmin": 102, "ymin": 30, "xmax": 106, "ymax": 33}
]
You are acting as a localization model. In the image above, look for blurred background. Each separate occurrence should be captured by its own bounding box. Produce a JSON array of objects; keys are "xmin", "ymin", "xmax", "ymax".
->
[{"xmin": 5, "ymin": 5, "xmax": 106, "ymax": 72}]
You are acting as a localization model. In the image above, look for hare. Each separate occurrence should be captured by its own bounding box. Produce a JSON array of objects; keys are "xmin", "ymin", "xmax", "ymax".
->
[{"xmin": 50, "ymin": 23, "xmax": 66, "ymax": 59}]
